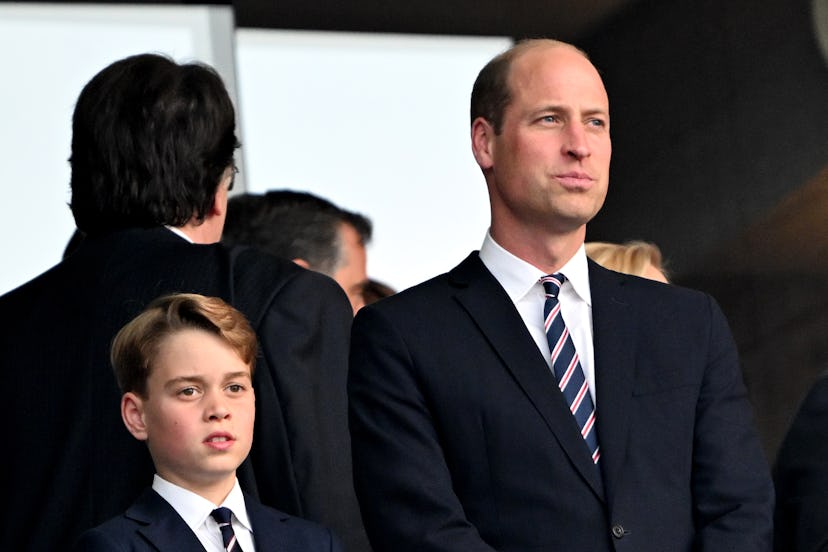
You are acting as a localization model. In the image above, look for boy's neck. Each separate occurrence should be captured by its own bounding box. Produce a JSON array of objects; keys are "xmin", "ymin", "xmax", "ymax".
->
[{"xmin": 157, "ymin": 470, "xmax": 238, "ymax": 506}]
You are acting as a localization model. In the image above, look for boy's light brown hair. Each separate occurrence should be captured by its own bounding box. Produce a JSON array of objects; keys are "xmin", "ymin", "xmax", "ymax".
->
[{"xmin": 111, "ymin": 293, "xmax": 257, "ymax": 398}]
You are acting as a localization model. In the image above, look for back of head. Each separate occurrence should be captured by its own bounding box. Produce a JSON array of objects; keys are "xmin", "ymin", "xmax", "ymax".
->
[
  {"xmin": 111, "ymin": 293, "xmax": 257, "ymax": 398},
  {"xmin": 223, "ymin": 190, "xmax": 371, "ymax": 276},
  {"xmin": 70, "ymin": 53, "xmax": 239, "ymax": 235}
]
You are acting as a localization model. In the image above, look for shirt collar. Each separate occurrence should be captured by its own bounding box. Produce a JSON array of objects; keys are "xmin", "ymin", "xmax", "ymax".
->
[
  {"xmin": 220, "ymin": 480, "xmax": 253, "ymax": 533},
  {"xmin": 165, "ymin": 225, "xmax": 194, "ymax": 243},
  {"xmin": 152, "ymin": 475, "xmax": 252, "ymax": 533},
  {"xmin": 479, "ymin": 231, "xmax": 592, "ymax": 307}
]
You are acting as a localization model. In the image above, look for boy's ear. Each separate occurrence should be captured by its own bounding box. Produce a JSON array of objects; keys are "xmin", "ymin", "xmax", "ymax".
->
[{"xmin": 121, "ymin": 392, "xmax": 149, "ymax": 441}]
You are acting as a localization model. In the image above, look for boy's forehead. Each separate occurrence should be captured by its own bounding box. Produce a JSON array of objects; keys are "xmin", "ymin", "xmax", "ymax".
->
[{"xmin": 151, "ymin": 328, "xmax": 252, "ymax": 382}]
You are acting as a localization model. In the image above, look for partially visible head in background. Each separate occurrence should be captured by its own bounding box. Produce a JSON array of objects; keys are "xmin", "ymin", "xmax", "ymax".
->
[
  {"xmin": 585, "ymin": 240, "xmax": 669, "ymax": 282},
  {"xmin": 362, "ymin": 278, "xmax": 396, "ymax": 307},
  {"xmin": 223, "ymin": 190, "xmax": 372, "ymax": 314}
]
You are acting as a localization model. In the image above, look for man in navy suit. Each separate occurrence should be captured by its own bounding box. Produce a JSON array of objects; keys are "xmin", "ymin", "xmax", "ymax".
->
[
  {"xmin": 348, "ymin": 39, "xmax": 774, "ymax": 551},
  {"xmin": 0, "ymin": 54, "xmax": 367, "ymax": 550},
  {"xmin": 73, "ymin": 294, "xmax": 341, "ymax": 551}
]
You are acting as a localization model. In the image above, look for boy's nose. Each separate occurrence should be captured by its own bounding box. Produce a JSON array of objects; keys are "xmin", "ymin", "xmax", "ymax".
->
[{"xmin": 205, "ymin": 393, "xmax": 231, "ymax": 421}]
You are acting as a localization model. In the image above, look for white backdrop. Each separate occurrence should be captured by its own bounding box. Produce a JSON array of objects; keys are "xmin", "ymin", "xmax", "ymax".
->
[
  {"xmin": 0, "ymin": 5, "xmax": 510, "ymax": 295},
  {"xmin": 236, "ymin": 30, "xmax": 511, "ymax": 291}
]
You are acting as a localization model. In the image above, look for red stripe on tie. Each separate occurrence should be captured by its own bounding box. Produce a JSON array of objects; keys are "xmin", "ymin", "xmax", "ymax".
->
[
  {"xmin": 558, "ymin": 353, "xmax": 579, "ymax": 390},
  {"xmin": 570, "ymin": 379, "xmax": 589, "ymax": 414},
  {"xmin": 581, "ymin": 410, "xmax": 596, "ymax": 438}
]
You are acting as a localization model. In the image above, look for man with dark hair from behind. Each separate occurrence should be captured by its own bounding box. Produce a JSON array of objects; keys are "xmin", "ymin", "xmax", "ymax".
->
[
  {"xmin": 223, "ymin": 190, "xmax": 372, "ymax": 314},
  {"xmin": 0, "ymin": 53, "xmax": 368, "ymax": 551}
]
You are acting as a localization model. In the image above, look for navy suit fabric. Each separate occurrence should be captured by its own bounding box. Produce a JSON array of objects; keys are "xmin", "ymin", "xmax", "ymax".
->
[
  {"xmin": 349, "ymin": 252, "xmax": 773, "ymax": 552},
  {"xmin": 72, "ymin": 489, "xmax": 343, "ymax": 551}
]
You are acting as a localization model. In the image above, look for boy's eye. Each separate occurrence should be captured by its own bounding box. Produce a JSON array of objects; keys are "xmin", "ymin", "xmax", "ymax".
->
[
  {"xmin": 227, "ymin": 384, "xmax": 244, "ymax": 393},
  {"xmin": 178, "ymin": 387, "xmax": 198, "ymax": 397}
]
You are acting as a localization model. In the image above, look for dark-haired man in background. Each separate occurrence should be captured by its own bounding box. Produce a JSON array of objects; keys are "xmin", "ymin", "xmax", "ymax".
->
[
  {"xmin": 224, "ymin": 190, "xmax": 372, "ymax": 314},
  {"xmin": 0, "ymin": 53, "xmax": 368, "ymax": 551}
]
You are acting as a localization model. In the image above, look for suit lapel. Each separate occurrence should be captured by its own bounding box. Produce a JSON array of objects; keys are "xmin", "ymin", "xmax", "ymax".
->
[
  {"xmin": 127, "ymin": 489, "xmax": 208, "ymax": 551},
  {"xmin": 450, "ymin": 253, "xmax": 605, "ymax": 500},
  {"xmin": 245, "ymin": 494, "xmax": 291, "ymax": 547},
  {"xmin": 589, "ymin": 261, "xmax": 637, "ymax": 508}
]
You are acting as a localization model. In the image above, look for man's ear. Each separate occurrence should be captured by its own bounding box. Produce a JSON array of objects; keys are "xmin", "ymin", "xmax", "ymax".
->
[
  {"xmin": 292, "ymin": 258, "xmax": 311, "ymax": 269},
  {"xmin": 121, "ymin": 392, "xmax": 149, "ymax": 441},
  {"xmin": 471, "ymin": 116, "xmax": 495, "ymax": 171},
  {"xmin": 210, "ymin": 182, "xmax": 229, "ymax": 218}
]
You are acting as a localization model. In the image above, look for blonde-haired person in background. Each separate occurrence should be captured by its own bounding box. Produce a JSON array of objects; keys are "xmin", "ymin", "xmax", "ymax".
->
[{"xmin": 585, "ymin": 240, "xmax": 669, "ymax": 283}]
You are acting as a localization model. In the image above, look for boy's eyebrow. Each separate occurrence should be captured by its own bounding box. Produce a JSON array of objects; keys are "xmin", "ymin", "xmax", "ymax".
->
[
  {"xmin": 164, "ymin": 375, "xmax": 206, "ymax": 390},
  {"xmin": 163, "ymin": 371, "xmax": 252, "ymax": 389},
  {"xmin": 223, "ymin": 371, "xmax": 252, "ymax": 382}
]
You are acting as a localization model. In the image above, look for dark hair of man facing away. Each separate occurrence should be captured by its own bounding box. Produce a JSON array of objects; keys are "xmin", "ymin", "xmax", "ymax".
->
[
  {"xmin": 0, "ymin": 53, "xmax": 368, "ymax": 551},
  {"xmin": 69, "ymin": 53, "xmax": 238, "ymax": 236}
]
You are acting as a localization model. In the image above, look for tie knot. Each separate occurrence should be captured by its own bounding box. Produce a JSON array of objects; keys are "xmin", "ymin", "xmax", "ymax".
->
[
  {"xmin": 211, "ymin": 507, "xmax": 233, "ymax": 525},
  {"xmin": 540, "ymin": 273, "xmax": 566, "ymax": 297}
]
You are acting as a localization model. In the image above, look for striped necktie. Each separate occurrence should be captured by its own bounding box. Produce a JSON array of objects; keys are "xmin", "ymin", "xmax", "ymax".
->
[
  {"xmin": 211, "ymin": 507, "xmax": 243, "ymax": 552},
  {"xmin": 541, "ymin": 273, "xmax": 600, "ymax": 464}
]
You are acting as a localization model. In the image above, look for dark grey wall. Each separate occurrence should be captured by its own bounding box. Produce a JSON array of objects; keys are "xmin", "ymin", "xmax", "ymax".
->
[
  {"xmin": 582, "ymin": 0, "xmax": 828, "ymax": 459},
  {"xmin": 584, "ymin": 0, "xmax": 828, "ymax": 275}
]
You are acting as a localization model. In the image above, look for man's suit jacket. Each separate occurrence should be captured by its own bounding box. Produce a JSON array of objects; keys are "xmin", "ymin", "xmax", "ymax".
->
[
  {"xmin": 0, "ymin": 227, "xmax": 368, "ymax": 551},
  {"xmin": 774, "ymin": 371, "xmax": 828, "ymax": 551},
  {"xmin": 348, "ymin": 252, "xmax": 773, "ymax": 552},
  {"xmin": 72, "ymin": 488, "xmax": 343, "ymax": 551}
]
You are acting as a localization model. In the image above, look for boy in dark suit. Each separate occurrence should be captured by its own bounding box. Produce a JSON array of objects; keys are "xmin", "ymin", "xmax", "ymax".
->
[
  {"xmin": 0, "ymin": 53, "xmax": 367, "ymax": 551},
  {"xmin": 74, "ymin": 293, "xmax": 342, "ymax": 552}
]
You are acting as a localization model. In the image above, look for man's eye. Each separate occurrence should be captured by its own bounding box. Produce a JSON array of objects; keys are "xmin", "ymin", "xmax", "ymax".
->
[
  {"xmin": 588, "ymin": 118, "xmax": 606, "ymax": 127},
  {"xmin": 227, "ymin": 384, "xmax": 244, "ymax": 393},
  {"xmin": 541, "ymin": 115, "xmax": 558, "ymax": 123}
]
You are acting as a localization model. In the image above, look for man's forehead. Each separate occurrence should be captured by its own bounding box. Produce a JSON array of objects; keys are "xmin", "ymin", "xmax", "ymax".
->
[{"xmin": 507, "ymin": 44, "xmax": 608, "ymax": 104}]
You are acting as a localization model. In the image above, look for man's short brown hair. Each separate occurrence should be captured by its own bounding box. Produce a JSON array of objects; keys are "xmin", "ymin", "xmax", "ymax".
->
[{"xmin": 470, "ymin": 39, "xmax": 589, "ymax": 134}]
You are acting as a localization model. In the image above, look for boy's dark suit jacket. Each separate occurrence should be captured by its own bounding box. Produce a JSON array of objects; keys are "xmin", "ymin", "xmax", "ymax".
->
[
  {"xmin": 73, "ymin": 489, "xmax": 343, "ymax": 551},
  {"xmin": 0, "ymin": 227, "xmax": 367, "ymax": 551},
  {"xmin": 349, "ymin": 252, "xmax": 774, "ymax": 552}
]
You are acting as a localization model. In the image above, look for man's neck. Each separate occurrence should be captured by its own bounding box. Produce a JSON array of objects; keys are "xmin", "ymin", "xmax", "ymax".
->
[
  {"xmin": 176, "ymin": 217, "xmax": 222, "ymax": 244},
  {"xmin": 489, "ymin": 223, "xmax": 585, "ymax": 274}
]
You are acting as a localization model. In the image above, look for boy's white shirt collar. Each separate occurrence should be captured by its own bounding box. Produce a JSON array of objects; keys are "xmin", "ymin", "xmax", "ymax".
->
[{"xmin": 152, "ymin": 474, "xmax": 253, "ymax": 533}]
